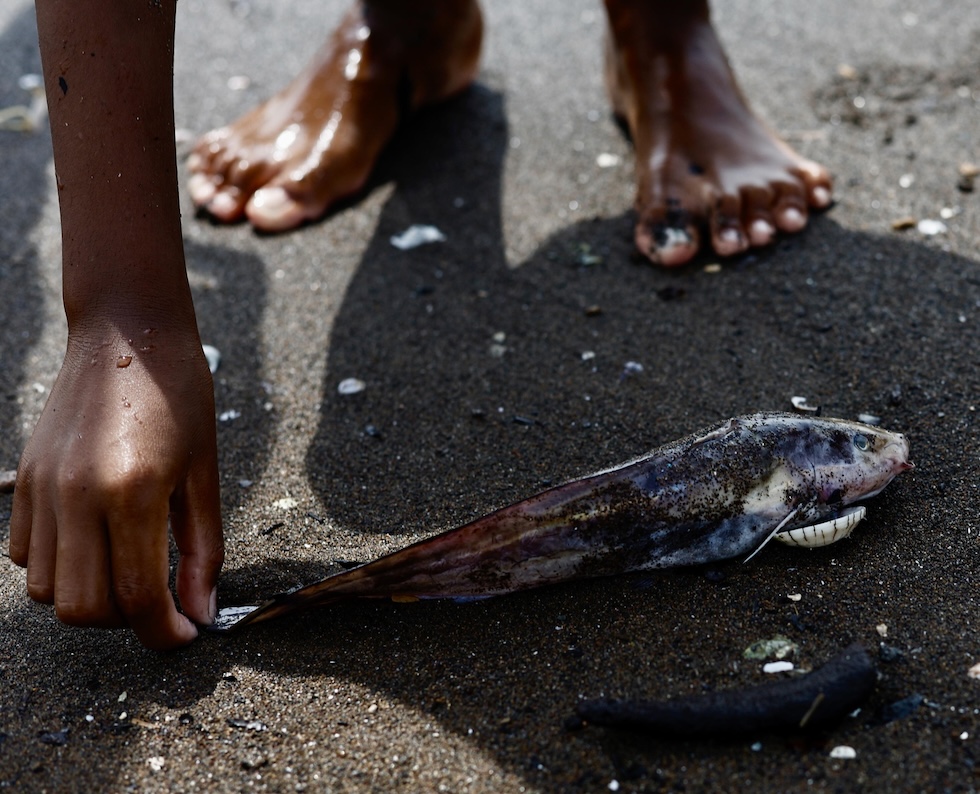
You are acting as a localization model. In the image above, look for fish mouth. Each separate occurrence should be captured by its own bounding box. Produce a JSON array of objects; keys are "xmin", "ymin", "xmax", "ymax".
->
[{"xmin": 774, "ymin": 505, "xmax": 867, "ymax": 549}]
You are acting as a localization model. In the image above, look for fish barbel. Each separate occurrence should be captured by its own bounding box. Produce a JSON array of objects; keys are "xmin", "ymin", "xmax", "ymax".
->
[{"xmin": 213, "ymin": 413, "xmax": 912, "ymax": 631}]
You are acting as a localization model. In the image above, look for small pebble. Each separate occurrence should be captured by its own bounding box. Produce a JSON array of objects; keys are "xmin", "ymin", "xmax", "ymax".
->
[
  {"xmin": 879, "ymin": 644, "xmax": 905, "ymax": 664},
  {"xmin": 968, "ymin": 662, "xmax": 980, "ymax": 680},
  {"xmin": 762, "ymin": 660, "xmax": 795, "ymax": 674},
  {"xmin": 857, "ymin": 413, "xmax": 882, "ymax": 425},
  {"xmin": 891, "ymin": 217, "xmax": 917, "ymax": 231},
  {"xmin": 596, "ymin": 153, "xmax": 621, "ymax": 168},
  {"xmin": 338, "ymin": 378, "xmax": 366, "ymax": 395},
  {"xmin": 227, "ymin": 75, "xmax": 251, "ymax": 91},
  {"xmin": 916, "ymin": 219, "xmax": 947, "ymax": 236},
  {"xmin": 39, "ymin": 729, "xmax": 69, "ymax": 747},
  {"xmin": 390, "ymin": 224, "xmax": 446, "ymax": 250},
  {"xmin": 147, "ymin": 756, "xmax": 165, "ymax": 772},
  {"xmin": 202, "ymin": 344, "xmax": 221, "ymax": 374},
  {"xmin": 829, "ymin": 745, "xmax": 857, "ymax": 760}
]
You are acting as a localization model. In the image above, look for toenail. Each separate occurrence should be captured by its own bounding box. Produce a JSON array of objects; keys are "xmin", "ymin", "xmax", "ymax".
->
[
  {"xmin": 188, "ymin": 173, "xmax": 216, "ymax": 204},
  {"xmin": 208, "ymin": 191, "xmax": 240, "ymax": 217},
  {"xmin": 719, "ymin": 227, "xmax": 742, "ymax": 244},
  {"xmin": 653, "ymin": 225, "xmax": 694, "ymax": 250},
  {"xmin": 749, "ymin": 219, "xmax": 775, "ymax": 242},
  {"xmin": 812, "ymin": 186, "xmax": 832, "ymax": 207},
  {"xmin": 780, "ymin": 206, "xmax": 806, "ymax": 231},
  {"xmin": 250, "ymin": 186, "xmax": 290, "ymax": 213}
]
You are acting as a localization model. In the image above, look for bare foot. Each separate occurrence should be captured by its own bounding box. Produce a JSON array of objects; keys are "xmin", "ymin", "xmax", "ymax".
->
[
  {"xmin": 603, "ymin": 0, "xmax": 832, "ymax": 266},
  {"xmin": 188, "ymin": 0, "xmax": 482, "ymax": 232}
]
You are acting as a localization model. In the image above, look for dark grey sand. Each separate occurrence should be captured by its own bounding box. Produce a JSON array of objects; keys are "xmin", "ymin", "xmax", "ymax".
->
[{"xmin": 2, "ymin": 0, "xmax": 978, "ymax": 791}]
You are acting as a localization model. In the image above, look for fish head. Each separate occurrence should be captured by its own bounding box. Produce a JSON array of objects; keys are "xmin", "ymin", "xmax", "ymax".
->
[{"xmin": 791, "ymin": 416, "xmax": 913, "ymax": 509}]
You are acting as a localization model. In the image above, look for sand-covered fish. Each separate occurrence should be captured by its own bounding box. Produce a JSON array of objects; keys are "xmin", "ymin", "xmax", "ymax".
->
[{"xmin": 212, "ymin": 412, "xmax": 912, "ymax": 631}]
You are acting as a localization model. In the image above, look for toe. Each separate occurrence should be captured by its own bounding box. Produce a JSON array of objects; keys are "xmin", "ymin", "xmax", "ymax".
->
[
  {"xmin": 245, "ymin": 186, "xmax": 308, "ymax": 233},
  {"xmin": 187, "ymin": 172, "xmax": 217, "ymax": 206},
  {"xmin": 747, "ymin": 217, "xmax": 776, "ymax": 246},
  {"xmin": 740, "ymin": 186, "xmax": 777, "ymax": 247},
  {"xmin": 796, "ymin": 160, "xmax": 833, "ymax": 209},
  {"xmin": 206, "ymin": 187, "xmax": 247, "ymax": 222},
  {"xmin": 774, "ymin": 200, "xmax": 808, "ymax": 233},
  {"xmin": 635, "ymin": 215, "xmax": 701, "ymax": 267},
  {"xmin": 710, "ymin": 195, "xmax": 749, "ymax": 257}
]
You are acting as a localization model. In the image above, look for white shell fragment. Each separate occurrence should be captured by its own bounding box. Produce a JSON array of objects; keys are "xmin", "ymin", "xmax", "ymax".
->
[
  {"xmin": 968, "ymin": 662, "xmax": 980, "ymax": 680},
  {"xmin": 916, "ymin": 219, "xmax": 947, "ymax": 236},
  {"xmin": 202, "ymin": 344, "xmax": 221, "ymax": 374},
  {"xmin": 337, "ymin": 377, "xmax": 366, "ymax": 395},
  {"xmin": 829, "ymin": 745, "xmax": 857, "ymax": 760},
  {"xmin": 390, "ymin": 224, "xmax": 446, "ymax": 250},
  {"xmin": 776, "ymin": 506, "xmax": 866, "ymax": 548},
  {"xmin": 762, "ymin": 661, "xmax": 794, "ymax": 674},
  {"xmin": 791, "ymin": 396, "xmax": 820, "ymax": 413},
  {"xmin": 596, "ymin": 152, "xmax": 622, "ymax": 168}
]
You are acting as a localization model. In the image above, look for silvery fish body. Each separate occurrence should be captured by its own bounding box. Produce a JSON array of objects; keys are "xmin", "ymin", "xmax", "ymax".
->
[{"xmin": 213, "ymin": 413, "xmax": 912, "ymax": 630}]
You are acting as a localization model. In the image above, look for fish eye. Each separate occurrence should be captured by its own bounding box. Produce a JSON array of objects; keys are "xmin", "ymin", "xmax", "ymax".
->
[{"xmin": 853, "ymin": 433, "xmax": 869, "ymax": 451}]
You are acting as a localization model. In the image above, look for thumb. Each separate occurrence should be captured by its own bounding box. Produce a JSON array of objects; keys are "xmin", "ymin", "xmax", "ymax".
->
[{"xmin": 171, "ymin": 469, "xmax": 224, "ymax": 625}]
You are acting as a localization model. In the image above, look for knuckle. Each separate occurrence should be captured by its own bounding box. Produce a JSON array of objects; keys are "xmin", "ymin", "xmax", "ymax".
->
[{"xmin": 113, "ymin": 576, "xmax": 163, "ymax": 619}]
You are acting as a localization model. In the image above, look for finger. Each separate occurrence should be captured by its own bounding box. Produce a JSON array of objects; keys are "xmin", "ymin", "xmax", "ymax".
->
[
  {"xmin": 54, "ymin": 513, "xmax": 126, "ymax": 629},
  {"xmin": 8, "ymin": 468, "xmax": 35, "ymax": 567},
  {"xmin": 171, "ymin": 462, "xmax": 224, "ymax": 626},
  {"xmin": 108, "ymin": 492, "xmax": 198, "ymax": 650},
  {"xmin": 24, "ymin": 506, "xmax": 57, "ymax": 604}
]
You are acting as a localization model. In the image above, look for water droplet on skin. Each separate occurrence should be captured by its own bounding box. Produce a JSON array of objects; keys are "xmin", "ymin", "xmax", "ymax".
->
[{"xmin": 116, "ymin": 355, "xmax": 133, "ymax": 368}]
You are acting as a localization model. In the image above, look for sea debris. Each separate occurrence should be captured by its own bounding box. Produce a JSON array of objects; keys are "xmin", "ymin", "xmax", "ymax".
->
[
  {"xmin": 202, "ymin": 344, "xmax": 221, "ymax": 374},
  {"xmin": 791, "ymin": 396, "xmax": 820, "ymax": 414},
  {"xmin": 575, "ymin": 643, "xmax": 875, "ymax": 736},
  {"xmin": 390, "ymin": 224, "xmax": 446, "ymax": 250},
  {"xmin": 337, "ymin": 378, "xmax": 366, "ymax": 395},
  {"xmin": 916, "ymin": 219, "xmax": 947, "ymax": 236}
]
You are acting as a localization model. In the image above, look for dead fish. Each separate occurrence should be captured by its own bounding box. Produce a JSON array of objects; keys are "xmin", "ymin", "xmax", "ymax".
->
[{"xmin": 212, "ymin": 412, "xmax": 912, "ymax": 631}]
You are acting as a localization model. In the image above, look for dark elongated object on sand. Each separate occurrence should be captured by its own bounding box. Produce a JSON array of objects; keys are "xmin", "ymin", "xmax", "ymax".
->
[
  {"xmin": 212, "ymin": 413, "xmax": 912, "ymax": 631},
  {"xmin": 575, "ymin": 643, "xmax": 876, "ymax": 736}
]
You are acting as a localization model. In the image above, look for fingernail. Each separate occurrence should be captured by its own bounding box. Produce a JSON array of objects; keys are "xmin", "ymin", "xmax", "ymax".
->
[{"xmin": 208, "ymin": 587, "xmax": 218, "ymax": 623}]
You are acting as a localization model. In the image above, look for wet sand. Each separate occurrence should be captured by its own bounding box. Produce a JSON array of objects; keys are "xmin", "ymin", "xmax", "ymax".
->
[{"xmin": 1, "ymin": 0, "xmax": 978, "ymax": 791}]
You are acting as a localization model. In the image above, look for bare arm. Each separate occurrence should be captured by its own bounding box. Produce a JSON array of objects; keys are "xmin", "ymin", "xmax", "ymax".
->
[{"xmin": 9, "ymin": 0, "xmax": 223, "ymax": 650}]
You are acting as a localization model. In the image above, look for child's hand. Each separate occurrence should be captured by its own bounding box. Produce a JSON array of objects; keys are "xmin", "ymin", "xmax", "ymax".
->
[{"xmin": 9, "ymin": 331, "xmax": 224, "ymax": 651}]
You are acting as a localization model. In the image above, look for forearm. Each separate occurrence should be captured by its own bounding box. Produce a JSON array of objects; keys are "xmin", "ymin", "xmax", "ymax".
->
[{"xmin": 36, "ymin": 0, "xmax": 196, "ymax": 333}]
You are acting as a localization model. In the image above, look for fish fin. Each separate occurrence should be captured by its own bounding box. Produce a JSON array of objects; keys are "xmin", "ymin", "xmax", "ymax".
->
[
  {"xmin": 689, "ymin": 417, "xmax": 739, "ymax": 449},
  {"xmin": 207, "ymin": 605, "xmax": 262, "ymax": 632},
  {"xmin": 742, "ymin": 504, "xmax": 803, "ymax": 564}
]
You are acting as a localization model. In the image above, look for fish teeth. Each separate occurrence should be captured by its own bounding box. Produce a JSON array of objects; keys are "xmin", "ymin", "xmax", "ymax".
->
[{"xmin": 775, "ymin": 506, "xmax": 866, "ymax": 548}]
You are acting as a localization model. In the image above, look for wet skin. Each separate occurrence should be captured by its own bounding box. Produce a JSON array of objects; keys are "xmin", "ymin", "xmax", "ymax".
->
[
  {"xmin": 188, "ymin": 0, "xmax": 483, "ymax": 231},
  {"xmin": 189, "ymin": 0, "xmax": 832, "ymax": 264}
]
